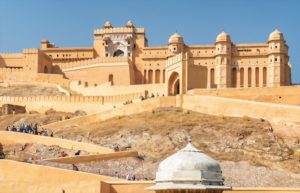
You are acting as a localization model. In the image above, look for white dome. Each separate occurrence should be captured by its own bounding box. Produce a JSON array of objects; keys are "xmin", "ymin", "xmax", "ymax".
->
[
  {"xmin": 216, "ymin": 31, "xmax": 231, "ymax": 42},
  {"xmin": 147, "ymin": 143, "xmax": 230, "ymax": 191},
  {"xmin": 104, "ymin": 21, "xmax": 113, "ymax": 29},
  {"xmin": 168, "ymin": 33, "xmax": 184, "ymax": 44},
  {"xmin": 126, "ymin": 20, "xmax": 134, "ymax": 28},
  {"xmin": 268, "ymin": 29, "xmax": 284, "ymax": 41}
]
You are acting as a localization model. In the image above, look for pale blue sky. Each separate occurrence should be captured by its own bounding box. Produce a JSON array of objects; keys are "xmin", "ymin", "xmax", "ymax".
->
[{"xmin": 0, "ymin": 0, "xmax": 299, "ymax": 83}]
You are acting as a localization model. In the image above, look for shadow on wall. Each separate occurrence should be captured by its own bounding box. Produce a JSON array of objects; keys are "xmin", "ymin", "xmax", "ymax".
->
[
  {"xmin": 0, "ymin": 55, "xmax": 7, "ymax": 68},
  {"xmin": 52, "ymin": 65, "xmax": 67, "ymax": 78},
  {"xmin": 0, "ymin": 143, "xmax": 4, "ymax": 159}
]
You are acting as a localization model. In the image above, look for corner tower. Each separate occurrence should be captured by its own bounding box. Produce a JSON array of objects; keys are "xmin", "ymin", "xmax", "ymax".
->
[
  {"xmin": 267, "ymin": 29, "xmax": 290, "ymax": 86},
  {"xmin": 215, "ymin": 31, "xmax": 232, "ymax": 88}
]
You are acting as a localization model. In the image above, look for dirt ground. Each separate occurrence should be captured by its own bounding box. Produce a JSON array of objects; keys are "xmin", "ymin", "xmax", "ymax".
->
[{"xmin": 1, "ymin": 107, "xmax": 300, "ymax": 187}]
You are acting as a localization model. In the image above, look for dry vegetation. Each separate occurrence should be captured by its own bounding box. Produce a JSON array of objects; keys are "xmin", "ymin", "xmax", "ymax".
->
[
  {"xmin": 0, "ymin": 84, "xmax": 66, "ymax": 96},
  {"xmin": 1, "ymin": 107, "xmax": 299, "ymax": 187}
]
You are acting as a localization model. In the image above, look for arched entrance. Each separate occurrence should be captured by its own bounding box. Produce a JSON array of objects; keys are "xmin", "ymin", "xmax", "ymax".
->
[
  {"xmin": 113, "ymin": 49, "xmax": 124, "ymax": 57},
  {"xmin": 168, "ymin": 72, "xmax": 180, "ymax": 96},
  {"xmin": 44, "ymin": 66, "xmax": 48, "ymax": 73}
]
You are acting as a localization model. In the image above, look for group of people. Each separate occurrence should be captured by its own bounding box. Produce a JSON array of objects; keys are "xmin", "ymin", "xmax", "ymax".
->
[
  {"xmin": 126, "ymin": 173, "xmax": 136, "ymax": 181},
  {"xmin": 5, "ymin": 123, "xmax": 52, "ymax": 137}
]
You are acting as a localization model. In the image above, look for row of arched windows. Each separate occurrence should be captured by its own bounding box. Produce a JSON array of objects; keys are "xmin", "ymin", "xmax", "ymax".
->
[
  {"xmin": 210, "ymin": 67, "xmax": 267, "ymax": 88},
  {"xmin": 144, "ymin": 69, "xmax": 165, "ymax": 84}
]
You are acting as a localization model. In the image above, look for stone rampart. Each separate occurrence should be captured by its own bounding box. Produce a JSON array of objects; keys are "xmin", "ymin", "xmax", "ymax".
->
[
  {"xmin": 188, "ymin": 86, "xmax": 300, "ymax": 105},
  {"xmin": 0, "ymin": 91, "xmax": 145, "ymax": 113}
]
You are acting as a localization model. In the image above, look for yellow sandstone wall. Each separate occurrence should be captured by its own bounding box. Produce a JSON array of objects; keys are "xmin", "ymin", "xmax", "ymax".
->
[
  {"xmin": 0, "ymin": 131, "xmax": 112, "ymax": 153},
  {"xmin": 0, "ymin": 92, "xmax": 144, "ymax": 113},
  {"xmin": 70, "ymin": 81, "xmax": 165, "ymax": 96},
  {"xmin": 102, "ymin": 181, "xmax": 300, "ymax": 193},
  {"xmin": 189, "ymin": 86, "xmax": 300, "ymax": 105},
  {"xmin": 0, "ymin": 159, "xmax": 115, "ymax": 193},
  {"xmin": 182, "ymin": 95, "xmax": 300, "ymax": 125},
  {"xmin": 44, "ymin": 96, "xmax": 177, "ymax": 129}
]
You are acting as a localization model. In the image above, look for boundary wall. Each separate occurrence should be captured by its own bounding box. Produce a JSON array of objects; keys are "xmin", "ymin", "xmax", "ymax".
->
[
  {"xmin": 44, "ymin": 95, "xmax": 300, "ymax": 138},
  {"xmin": 0, "ymin": 131, "xmax": 112, "ymax": 153},
  {"xmin": 0, "ymin": 159, "xmax": 115, "ymax": 193},
  {"xmin": 70, "ymin": 81, "xmax": 165, "ymax": 96},
  {"xmin": 102, "ymin": 181, "xmax": 300, "ymax": 193},
  {"xmin": 0, "ymin": 92, "xmax": 145, "ymax": 113},
  {"xmin": 189, "ymin": 86, "xmax": 300, "ymax": 105}
]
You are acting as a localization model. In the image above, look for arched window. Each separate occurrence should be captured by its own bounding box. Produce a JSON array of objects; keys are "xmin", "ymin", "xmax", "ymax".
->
[
  {"xmin": 240, "ymin": 68, "xmax": 244, "ymax": 87},
  {"xmin": 144, "ymin": 70, "xmax": 147, "ymax": 84},
  {"xmin": 248, "ymin": 68, "xmax": 252, "ymax": 87},
  {"xmin": 113, "ymin": 49, "xmax": 124, "ymax": 57},
  {"xmin": 255, "ymin": 67, "xmax": 259, "ymax": 87},
  {"xmin": 210, "ymin": 68, "xmax": 215, "ymax": 88},
  {"xmin": 155, "ymin": 69, "xmax": 160, "ymax": 83},
  {"xmin": 44, "ymin": 66, "xmax": 48, "ymax": 73},
  {"xmin": 232, "ymin": 68, "xmax": 237, "ymax": 88},
  {"xmin": 108, "ymin": 74, "xmax": 114, "ymax": 85},
  {"xmin": 148, "ymin": 70, "xmax": 153, "ymax": 84}
]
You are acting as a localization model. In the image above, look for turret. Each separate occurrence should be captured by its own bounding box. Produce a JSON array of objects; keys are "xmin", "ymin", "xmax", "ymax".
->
[
  {"xmin": 215, "ymin": 31, "xmax": 232, "ymax": 88},
  {"xmin": 103, "ymin": 21, "xmax": 113, "ymax": 29},
  {"xmin": 125, "ymin": 20, "xmax": 134, "ymax": 28},
  {"xmin": 267, "ymin": 29, "xmax": 289, "ymax": 86},
  {"xmin": 168, "ymin": 33, "xmax": 184, "ymax": 57}
]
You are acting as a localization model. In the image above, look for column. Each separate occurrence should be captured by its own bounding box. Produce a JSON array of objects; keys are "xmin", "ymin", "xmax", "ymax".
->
[
  {"xmin": 207, "ymin": 67, "xmax": 211, "ymax": 88},
  {"xmin": 236, "ymin": 67, "xmax": 240, "ymax": 88},
  {"xmin": 259, "ymin": 67, "xmax": 264, "ymax": 87},
  {"xmin": 252, "ymin": 67, "xmax": 256, "ymax": 87},
  {"xmin": 160, "ymin": 69, "xmax": 164, "ymax": 84},
  {"xmin": 244, "ymin": 67, "xmax": 249, "ymax": 88}
]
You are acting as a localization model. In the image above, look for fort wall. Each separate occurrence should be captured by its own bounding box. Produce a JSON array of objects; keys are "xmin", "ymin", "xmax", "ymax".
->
[
  {"xmin": 0, "ymin": 159, "xmax": 115, "ymax": 193},
  {"xmin": 182, "ymin": 95, "xmax": 300, "ymax": 125},
  {"xmin": 188, "ymin": 86, "xmax": 300, "ymax": 105},
  {"xmin": 70, "ymin": 81, "xmax": 165, "ymax": 96},
  {"xmin": 0, "ymin": 92, "xmax": 145, "ymax": 113},
  {"xmin": 0, "ymin": 131, "xmax": 112, "ymax": 153}
]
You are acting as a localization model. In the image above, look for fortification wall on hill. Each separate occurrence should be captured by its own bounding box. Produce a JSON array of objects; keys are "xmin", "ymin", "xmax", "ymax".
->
[
  {"xmin": 70, "ymin": 80, "xmax": 165, "ymax": 96},
  {"xmin": 44, "ymin": 95, "xmax": 300, "ymax": 139},
  {"xmin": 0, "ymin": 91, "xmax": 145, "ymax": 113},
  {"xmin": 0, "ymin": 159, "xmax": 114, "ymax": 193},
  {"xmin": 189, "ymin": 86, "xmax": 300, "ymax": 105},
  {"xmin": 0, "ymin": 131, "xmax": 112, "ymax": 153}
]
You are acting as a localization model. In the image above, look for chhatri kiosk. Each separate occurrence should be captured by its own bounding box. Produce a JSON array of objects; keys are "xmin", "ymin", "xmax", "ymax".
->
[{"xmin": 146, "ymin": 142, "xmax": 231, "ymax": 193}]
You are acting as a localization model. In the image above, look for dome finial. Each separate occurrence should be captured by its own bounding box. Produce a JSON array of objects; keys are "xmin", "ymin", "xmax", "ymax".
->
[{"xmin": 187, "ymin": 135, "xmax": 192, "ymax": 143}]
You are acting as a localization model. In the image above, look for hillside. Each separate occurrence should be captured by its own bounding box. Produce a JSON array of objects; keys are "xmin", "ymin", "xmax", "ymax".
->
[
  {"xmin": 0, "ymin": 83, "xmax": 65, "ymax": 96},
  {"xmin": 49, "ymin": 107, "xmax": 300, "ymax": 187},
  {"xmin": 1, "ymin": 107, "xmax": 299, "ymax": 187}
]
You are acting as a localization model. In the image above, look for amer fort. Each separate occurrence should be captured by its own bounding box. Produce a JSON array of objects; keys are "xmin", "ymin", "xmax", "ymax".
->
[{"xmin": 0, "ymin": 19, "xmax": 300, "ymax": 193}]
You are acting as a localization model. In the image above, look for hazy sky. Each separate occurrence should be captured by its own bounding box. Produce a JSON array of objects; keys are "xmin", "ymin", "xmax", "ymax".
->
[{"xmin": 0, "ymin": 0, "xmax": 299, "ymax": 83}]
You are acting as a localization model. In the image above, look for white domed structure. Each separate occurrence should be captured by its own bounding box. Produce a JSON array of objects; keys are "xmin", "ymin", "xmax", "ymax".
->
[
  {"xmin": 216, "ymin": 31, "xmax": 231, "ymax": 42},
  {"xmin": 168, "ymin": 33, "xmax": 184, "ymax": 44},
  {"xmin": 268, "ymin": 29, "xmax": 284, "ymax": 41},
  {"xmin": 126, "ymin": 20, "xmax": 135, "ymax": 28},
  {"xmin": 104, "ymin": 21, "xmax": 113, "ymax": 29},
  {"xmin": 147, "ymin": 142, "xmax": 230, "ymax": 191}
]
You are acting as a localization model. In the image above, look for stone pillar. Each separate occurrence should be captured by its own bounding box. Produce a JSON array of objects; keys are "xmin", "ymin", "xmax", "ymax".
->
[
  {"xmin": 244, "ymin": 67, "xmax": 249, "ymax": 88},
  {"xmin": 252, "ymin": 67, "xmax": 256, "ymax": 87},
  {"xmin": 236, "ymin": 67, "xmax": 240, "ymax": 88},
  {"xmin": 160, "ymin": 69, "xmax": 164, "ymax": 84},
  {"xmin": 207, "ymin": 67, "xmax": 211, "ymax": 88},
  {"xmin": 259, "ymin": 67, "xmax": 264, "ymax": 87}
]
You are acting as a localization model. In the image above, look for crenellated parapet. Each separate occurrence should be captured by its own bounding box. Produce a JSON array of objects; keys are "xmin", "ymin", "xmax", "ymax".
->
[
  {"xmin": 23, "ymin": 48, "xmax": 39, "ymax": 54},
  {"xmin": 59, "ymin": 56, "xmax": 131, "ymax": 70},
  {"xmin": 94, "ymin": 27, "xmax": 145, "ymax": 35}
]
